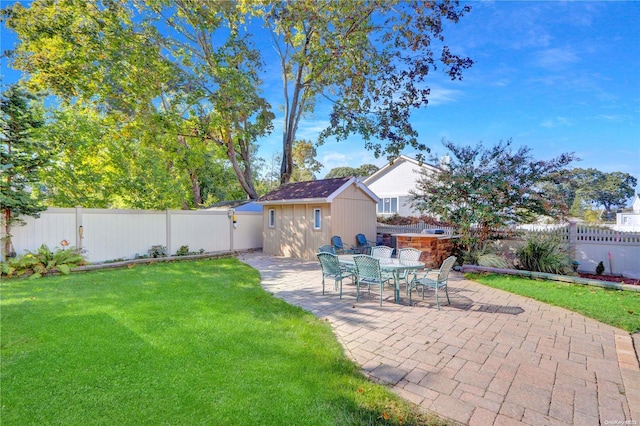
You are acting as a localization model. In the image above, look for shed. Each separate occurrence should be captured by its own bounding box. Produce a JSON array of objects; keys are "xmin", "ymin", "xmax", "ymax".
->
[{"xmin": 257, "ymin": 177, "xmax": 379, "ymax": 260}]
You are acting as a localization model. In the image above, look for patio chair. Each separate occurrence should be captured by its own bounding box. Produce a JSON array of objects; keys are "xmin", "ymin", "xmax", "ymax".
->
[
  {"xmin": 370, "ymin": 245, "xmax": 393, "ymax": 258},
  {"xmin": 331, "ymin": 235, "xmax": 355, "ymax": 254},
  {"xmin": 317, "ymin": 252, "xmax": 355, "ymax": 299},
  {"xmin": 355, "ymin": 233, "xmax": 376, "ymax": 254},
  {"xmin": 353, "ymin": 255, "xmax": 392, "ymax": 306},
  {"xmin": 397, "ymin": 248, "xmax": 423, "ymax": 292},
  {"xmin": 408, "ymin": 256, "xmax": 457, "ymax": 309},
  {"xmin": 318, "ymin": 245, "xmax": 336, "ymax": 254}
]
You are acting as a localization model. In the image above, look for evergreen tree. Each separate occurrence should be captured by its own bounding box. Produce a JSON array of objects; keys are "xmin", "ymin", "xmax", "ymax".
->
[{"xmin": 0, "ymin": 85, "xmax": 48, "ymax": 259}]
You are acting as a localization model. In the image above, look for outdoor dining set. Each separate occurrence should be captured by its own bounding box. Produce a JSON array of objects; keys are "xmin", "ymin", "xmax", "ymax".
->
[{"xmin": 316, "ymin": 234, "xmax": 457, "ymax": 309}]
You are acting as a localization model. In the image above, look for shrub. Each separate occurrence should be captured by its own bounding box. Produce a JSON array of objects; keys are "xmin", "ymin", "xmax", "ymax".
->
[
  {"xmin": 463, "ymin": 245, "xmax": 513, "ymax": 269},
  {"xmin": 596, "ymin": 261, "xmax": 605, "ymax": 275},
  {"xmin": 1, "ymin": 244, "xmax": 86, "ymax": 278},
  {"xmin": 176, "ymin": 245, "xmax": 190, "ymax": 256},
  {"xmin": 516, "ymin": 236, "xmax": 572, "ymax": 275},
  {"xmin": 148, "ymin": 245, "xmax": 167, "ymax": 258}
]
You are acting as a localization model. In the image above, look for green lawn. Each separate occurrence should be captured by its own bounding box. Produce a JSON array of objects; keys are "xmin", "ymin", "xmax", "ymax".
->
[
  {"xmin": 467, "ymin": 273, "xmax": 640, "ymax": 333},
  {"xmin": 1, "ymin": 258, "xmax": 444, "ymax": 425}
]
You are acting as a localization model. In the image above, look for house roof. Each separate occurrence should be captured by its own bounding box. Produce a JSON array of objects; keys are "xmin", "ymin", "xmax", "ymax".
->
[
  {"xmin": 363, "ymin": 155, "xmax": 441, "ymax": 185},
  {"xmin": 257, "ymin": 177, "xmax": 379, "ymax": 205},
  {"xmin": 205, "ymin": 200, "xmax": 263, "ymax": 212}
]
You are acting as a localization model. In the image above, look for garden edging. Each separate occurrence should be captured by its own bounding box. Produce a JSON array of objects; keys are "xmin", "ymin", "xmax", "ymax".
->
[{"xmin": 461, "ymin": 264, "xmax": 640, "ymax": 292}]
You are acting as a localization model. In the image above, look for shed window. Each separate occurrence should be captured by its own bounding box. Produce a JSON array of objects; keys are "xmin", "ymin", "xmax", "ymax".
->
[
  {"xmin": 313, "ymin": 208, "xmax": 321, "ymax": 230},
  {"xmin": 268, "ymin": 209, "xmax": 275, "ymax": 228},
  {"xmin": 378, "ymin": 197, "xmax": 398, "ymax": 214}
]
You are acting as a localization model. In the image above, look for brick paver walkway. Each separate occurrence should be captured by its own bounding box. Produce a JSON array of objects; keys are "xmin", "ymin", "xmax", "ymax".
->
[{"xmin": 240, "ymin": 252, "xmax": 639, "ymax": 425}]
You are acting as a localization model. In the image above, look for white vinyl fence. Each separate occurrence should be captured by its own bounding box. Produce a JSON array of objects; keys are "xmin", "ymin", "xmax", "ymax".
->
[
  {"xmin": 2, "ymin": 207, "xmax": 263, "ymax": 263},
  {"xmin": 519, "ymin": 222, "xmax": 640, "ymax": 276}
]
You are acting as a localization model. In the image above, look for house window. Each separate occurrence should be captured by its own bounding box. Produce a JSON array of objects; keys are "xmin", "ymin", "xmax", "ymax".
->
[
  {"xmin": 268, "ymin": 209, "xmax": 275, "ymax": 228},
  {"xmin": 377, "ymin": 197, "xmax": 398, "ymax": 214},
  {"xmin": 313, "ymin": 208, "xmax": 321, "ymax": 230}
]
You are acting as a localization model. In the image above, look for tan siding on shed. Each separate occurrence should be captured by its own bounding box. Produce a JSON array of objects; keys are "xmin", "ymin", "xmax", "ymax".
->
[
  {"xmin": 261, "ymin": 180, "xmax": 377, "ymax": 260},
  {"xmin": 331, "ymin": 185, "xmax": 378, "ymax": 249}
]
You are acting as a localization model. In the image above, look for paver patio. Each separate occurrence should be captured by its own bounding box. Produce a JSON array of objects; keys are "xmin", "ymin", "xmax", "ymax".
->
[{"xmin": 240, "ymin": 251, "xmax": 639, "ymax": 426}]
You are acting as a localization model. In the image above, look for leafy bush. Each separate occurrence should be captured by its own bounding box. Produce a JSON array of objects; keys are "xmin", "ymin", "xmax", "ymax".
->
[
  {"xmin": 148, "ymin": 245, "xmax": 167, "ymax": 258},
  {"xmin": 596, "ymin": 261, "xmax": 605, "ymax": 275},
  {"xmin": 176, "ymin": 245, "xmax": 190, "ymax": 256},
  {"xmin": 516, "ymin": 236, "xmax": 572, "ymax": 275},
  {"xmin": 463, "ymin": 246, "xmax": 513, "ymax": 269},
  {"xmin": 1, "ymin": 244, "xmax": 86, "ymax": 278}
]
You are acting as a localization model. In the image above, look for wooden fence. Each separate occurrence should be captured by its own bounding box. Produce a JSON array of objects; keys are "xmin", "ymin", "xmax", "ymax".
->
[{"xmin": 2, "ymin": 207, "xmax": 263, "ymax": 263}]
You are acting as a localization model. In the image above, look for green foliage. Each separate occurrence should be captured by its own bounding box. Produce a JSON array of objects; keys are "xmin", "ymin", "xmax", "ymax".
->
[
  {"xmin": 176, "ymin": 245, "xmax": 190, "ymax": 256},
  {"xmin": 596, "ymin": 261, "xmax": 605, "ymax": 275},
  {"xmin": 570, "ymin": 168, "xmax": 638, "ymax": 218},
  {"xmin": 463, "ymin": 245, "xmax": 513, "ymax": 269},
  {"xmin": 0, "ymin": 85, "xmax": 49, "ymax": 258},
  {"xmin": 411, "ymin": 138, "xmax": 575, "ymax": 251},
  {"xmin": 148, "ymin": 245, "xmax": 167, "ymax": 258},
  {"xmin": 0, "ymin": 244, "xmax": 86, "ymax": 278},
  {"xmin": 258, "ymin": 1, "xmax": 472, "ymax": 183},
  {"xmin": 516, "ymin": 236, "xmax": 572, "ymax": 275},
  {"xmin": 3, "ymin": 0, "xmax": 272, "ymax": 202},
  {"xmin": 324, "ymin": 164, "xmax": 379, "ymax": 179}
]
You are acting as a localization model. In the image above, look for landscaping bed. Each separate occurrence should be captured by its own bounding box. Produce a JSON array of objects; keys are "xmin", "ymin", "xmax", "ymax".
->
[
  {"xmin": 461, "ymin": 264, "xmax": 640, "ymax": 292},
  {"xmin": 578, "ymin": 272, "xmax": 640, "ymax": 286}
]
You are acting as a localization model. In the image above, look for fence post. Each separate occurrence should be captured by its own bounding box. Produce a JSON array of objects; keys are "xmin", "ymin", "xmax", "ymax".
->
[
  {"xmin": 568, "ymin": 220, "xmax": 577, "ymax": 261},
  {"xmin": 76, "ymin": 206, "xmax": 84, "ymax": 249},
  {"xmin": 166, "ymin": 210, "xmax": 172, "ymax": 256}
]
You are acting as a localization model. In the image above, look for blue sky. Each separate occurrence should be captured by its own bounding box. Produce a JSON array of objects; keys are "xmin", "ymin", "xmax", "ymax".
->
[
  {"xmin": 259, "ymin": 1, "xmax": 640, "ymax": 187},
  {"xmin": 2, "ymin": 1, "xmax": 639, "ymax": 191}
]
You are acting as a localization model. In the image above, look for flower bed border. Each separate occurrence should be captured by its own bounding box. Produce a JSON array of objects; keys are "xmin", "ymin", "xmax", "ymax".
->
[{"xmin": 461, "ymin": 264, "xmax": 640, "ymax": 292}]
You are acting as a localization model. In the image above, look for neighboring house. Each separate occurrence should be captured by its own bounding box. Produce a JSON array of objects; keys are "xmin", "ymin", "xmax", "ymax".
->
[
  {"xmin": 257, "ymin": 177, "xmax": 379, "ymax": 260},
  {"xmin": 616, "ymin": 194, "xmax": 640, "ymax": 227},
  {"xmin": 363, "ymin": 155, "xmax": 441, "ymax": 217}
]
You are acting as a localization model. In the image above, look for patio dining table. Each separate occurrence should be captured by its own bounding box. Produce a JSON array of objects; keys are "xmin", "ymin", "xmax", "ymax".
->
[{"xmin": 338, "ymin": 255, "xmax": 425, "ymax": 303}]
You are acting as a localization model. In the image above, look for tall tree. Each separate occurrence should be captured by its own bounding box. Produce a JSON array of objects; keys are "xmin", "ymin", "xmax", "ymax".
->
[
  {"xmin": 3, "ymin": 0, "xmax": 273, "ymax": 202},
  {"xmin": 410, "ymin": 139, "xmax": 575, "ymax": 251},
  {"xmin": 290, "ymin": 139, "xmax": 322, "ymax": 182},
  {"xmin": 258, "ymin": 0, "xmax": 473, "ymax": 184},
  {"xmin": 0, "ymin": 85, "xmax": 48, "ymax": 259},
  {"xmin": 325, "ymin": 164, "xmax": 379, "ymax": 179},
  {"xmin": 572, "ymin": 169, "xmax": 637, "ymax": 218}
]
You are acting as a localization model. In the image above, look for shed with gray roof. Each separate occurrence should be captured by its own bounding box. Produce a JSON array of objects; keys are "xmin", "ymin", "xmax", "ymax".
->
[{"xmin": 257, "ymin": 177, "xmax": 379, "ymax": 260}]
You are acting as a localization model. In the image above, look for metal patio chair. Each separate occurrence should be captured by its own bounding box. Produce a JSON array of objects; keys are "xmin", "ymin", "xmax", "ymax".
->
[
  {"xmin": 397, "ymin": 248, "xmax": 423, "ymax": 293},
  {"xmin": 353, "ymin": 255, "xmax": 392, "ymax": 306},
  {"xmin": 408, "ymin": 256, "xmax": 457, "ymax": 309},
  {"xmin": 331, "ymin": 235, "xmax": 355, "ymax": 254},
  {"xmin": 355, "ymin": 233, "xmax": 376, "ymax": 254},
  {"xmin": 318, "ymin": 245, "xmax": 336, "ymax": 254},
  {"xmin": 317, "ymin": 252, "xmax": 355, "ymax": 299},
  {"xmin": 370, "ymin": 245, "xmax": 394, "ymax": 258}
]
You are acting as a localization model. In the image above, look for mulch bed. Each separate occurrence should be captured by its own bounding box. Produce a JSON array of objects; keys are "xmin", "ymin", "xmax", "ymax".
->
[{"xmin": 579, "ymin": 273, "xmax": 640, "ymax": 286}]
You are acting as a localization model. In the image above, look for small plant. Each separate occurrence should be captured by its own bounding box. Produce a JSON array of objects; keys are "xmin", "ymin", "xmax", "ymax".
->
[
  {"xmin": 148, "ymin": 245, "xmax": 167, "ymax": 258},
  {"xmin": 463, "ymin": 245, "xmax": 512, "ymax": 269},
  {"xmin": 595, "ymin": 261, "xmax": 605, "ymax": 275},
  {"xmin": 1, "ymin": 243, "xmax": 87, "ymax": 278},
  {"xmin": 516, "ymin": 235, "xmax": 571, "ymax": 275},
  {"xmin": 176, "ymin": 245, "xmax": 190, "ymax": 256}
]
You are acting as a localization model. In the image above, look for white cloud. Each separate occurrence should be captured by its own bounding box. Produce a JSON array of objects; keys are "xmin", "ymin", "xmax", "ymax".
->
[
  {"xmin": 427, "ymin": 85, "xmax": 464, "ymax": 106},
  {"xmin": 541, "ymin": 117, "xmax": 572, "ymax": 128},
  {"xmin": 534, "ymin": 47, "xmax": 579, "ymax": 70}
]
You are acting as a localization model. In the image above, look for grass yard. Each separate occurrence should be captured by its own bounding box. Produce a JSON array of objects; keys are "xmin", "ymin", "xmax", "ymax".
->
[
  {"xmin": 1, "ymin": 257, "xmax": 443, "ymax": 426},
  {"xmin": 467, "ymin": 273, "xmax": 640, "ymax": 333}
]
